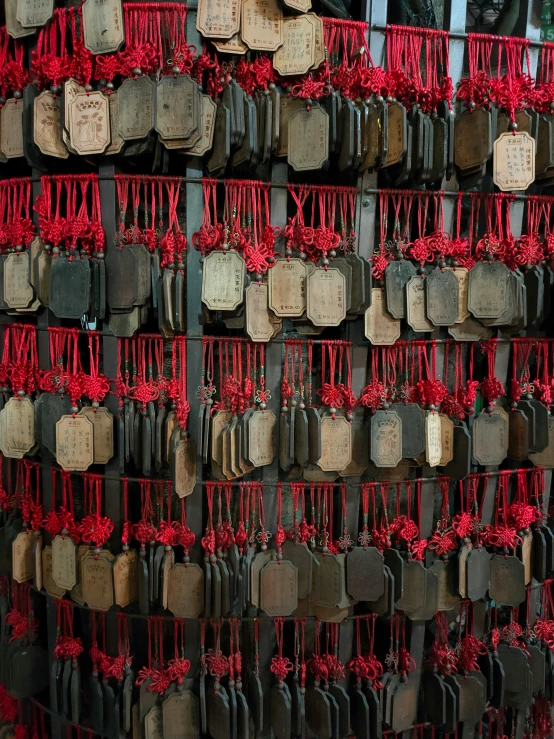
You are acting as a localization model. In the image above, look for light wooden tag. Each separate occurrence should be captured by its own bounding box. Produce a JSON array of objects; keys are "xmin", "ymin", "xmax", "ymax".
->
[
  {"xmin": 306, "ymin": 267, "xmax": 346, "ymax": 326},
  {"xmin": 82, "ymin": 552, "xmax": 114, "ymax": 611},
  {"xmin": 187, "ymin": 95, "xmax": 217, "ymax": 157},
  {"xmin": 530, "ymin": 415, "xmax": 554, "ymax": 468},
  {"xmin": 439, "ymin": 414, "xmax": 454, "ymax": 466},
  {"xmin": 246, "ymin": 283, "xmax": 274, "ymax": 342},
  {"xmin": 36, "ymin": 246, "xmax": 52, "ymax": 306},
  {"xmin": 318, "ymin": 416, "xmax": 352, "ymax": 472},
  {"xmin": 12, "ymin": 531, "xmax": 33, "ymax": 583},
  {"xmin": 448, "ymin": 317, "xmax": 492, "ymax": 342},
  {"xmin": 268, "ymin": 258, "xmax": 307, "ymax": 316},
  {"xmin": 196, "ymin": 0, "xmax": 240, "ymax": 38},
  {"xmin": 425, "ymin": 412, "xmax": 442, "ymax": 467},
  {"xmin": 167, "ymin": 562, "xmax": 204, "ymax": 618},
  {"xmin": 5, "ymin": 0, "xmax": 35, "ymax": 37},
  {"xmin": 213, "ymin": 32, "xmax": 248, "ymax": 54},
  {"xmin": 82, "ymin": 0, "xmax": 124, "ymax": 54},
  {"xmin": 114, "ymin": 549, "xmax": 138, "ymax": 608},
  {"xmin": 0, "ymin": 397, "xmax": 34, "ymax": 457},
  {"xmin": 42, "ymin": 546, "xmax": 66, "ymax": 597},
  {"xmin": 4, "ymin": 253, "xmax": 33, "ymax": 308},
  {"xmin": 56, "ymin": 415, "xmax": 94, "ymax": 471},
  {"xmin": 1, "ymin": 99, "xmax": 24, "ymax": 158},
  {"xmin": 274, "ymin": 16, "xmax": 315, "ymax": 75},
  {"xmin": 241, "ymin": 0, "xmax": 283, "ymax": 51},
  {"xmin": 52, "ymin": 535, "xmax": 77, "ymax": 591},
  {"xmin": 248, "ymin": 410, "xmax": 277, "ymax": 467},
  {"xmin": 202, "ymin": 250, "xmax": 245, "ymax": 311},
  {"xmin": 69, "ymin": 91, "xmax": 110, "ymax": 154},
  {"xmin": 260, "ymin": 559, "xmax": 298, "ymax": 616},
  {"xmin": 117, "ymin": 76, "xmax": 155, "ymax": 140},
  {"xmin": 105, "ymin": 92, "xmax": 124, "ymax": 154},
  {"xmin": 493, "ymin": 131, "xmax": 535, "ymax": 191},
  {"xmin": 155, "ymin": 74, "xmax": 197, "ymax": 140},
  {"xmin": 145, "ymin": 705, "xmax": 164, "ymax": 739},
  {"xmin": 445, "ymin": 267, "xmax": 469, "ymax": 323},
  {"xmin": 276, "ymin": 97, "xmax": 303, "ymax": 157},
  {"xmin": 406, "ymin": 275, "xmax": 432, "ymax": 332},
  {"xmin": 78, "ymin": 407, "xmax": 114, "ymax": 464},
  {"xmin": 305, "ymin": 13, "xmax": 324, "ymax": 68},
  {"xmin": 64, "ymin": 79, "xmax": 84, "ymax": 131},
  {"xmin": 16, "ymin": 0, "xmax": 52, "ymax": 28},
  {"xmin": 365, "ymin": 288, "xmax": 401, "ymax": 344},
  {"xmin": 288, "ymin": 105, "xmax": 329, "ymax": 171},
  {"xmin": 284, "ymin": 0, "xmax": 311, "ymax": 10},
  {"xmin": 370, "ymin": 410, "xmax": 402, "ymax": 468},
  {"xmin": 34, "ymin": 91, "xmax": 69, "ymax": 158},
  {"xmin": 174, "ymin": 438, "xmax": 196, "ymax": 498}
]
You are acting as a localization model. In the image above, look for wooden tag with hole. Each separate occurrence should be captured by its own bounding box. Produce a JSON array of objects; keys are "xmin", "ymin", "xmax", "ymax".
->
[
  {"xmin": 56, "ymin": 415, "xmax": 94, "ymax": 471},
  {"xmin": 0, "ymin": 397, "xmax": 34, "ymax": 457},
  {"xmin": 426, "ymin": 412, "xmax": 442, "ymax": 467},
  {"xmin": 318, "ymin": 415, "xmax": 352, "ymax": 472},
  {"xmin": 202, "ymin": 250, "xmax": 245, "ymax": 311},
  {"xmin": 117, "ymin": 77, "xmax": 154, "ymax": 140},
  {"xmin": 82, "ymin": 0, "xmax": 124, "ymax": 54},
  {"xmin": 306, "ymin": 267, "xmax": 346, "ymax": 326},
  {"xmin": 17, "ymin": 0, "xmax": 53, "ymax": 28},
  {"xmin": 274, "ymin": 16, "xmax": 314, "ymax": 76},
  {"xmin": 241, "ymin": 0, "xmax": 283, "ymax": 51},
  {"xmin": 197, "ymin": 0, "xmax": 240, "ymax": 38},
  {"xmin": 69, "ymin": 91, "xmax": 110, "ymax": 154},
  {"xmin": 365, "ymin": 289, "xmax": 401, "ymax": 344},
  {"xmin": 493, "ymin": 131, "xmax": 535, "ymax": 191},
  {"xmin": 248, "ymin": 410, "xmax": 277, "ymax": 467},
  {"xmin": 82, "ymin": 552, "xmax": 114, "ymax": 611},
  {"xmin": 288, "ymin": 105, "xmax": 329, "ymax": 171},
  {"xmin": 269, "ymin": 258, "xmax": 306, "ymax": 316}
]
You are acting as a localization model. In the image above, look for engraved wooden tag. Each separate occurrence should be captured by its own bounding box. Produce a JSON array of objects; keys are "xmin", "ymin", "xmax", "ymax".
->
[
  {"xmin": 493, "ymin": 131, "xmax": 535, "ymax": 191},
  {"xmin": 51, "ymin": 535, "xmax": 77, "ymax": 591},
  {"xmin": 530, "ymin": 415, "xmax": 554, "ymax": 467},
  {"xmin": 82, "ymin": 552, "xmax": 114, "ymax": 611},
  {"xmin": 55, "ymin": 415, "xmax": 94, "ymax": 471},
  {"xmin": 145, "ymin": 704, "xmax": 164, "ymax": 739},
  {"xmin": 105, "ymin": 92, "xmax": 124, "ymax": 154},
  {"xmin": 77, "ymin": 407, "xmax": 114, "ymax": 464},
  {"xmin": 167, "ymin": 562, "xmax": 204, "ymax": 618},
  {"xmin": 113, "ymin": 549, "xmax": 138, "ymax": 608},
  {"xmin": 288, "ymin": 105, "xmax": 329, "ymax": 171},
  {"xmin": 69, "ymin": 91, "xmax": 110, "ymax": 154},
  {"xmin": 246, "ymin": 283, "xmax": 274, "ymax": 341},
  {"xmin": 33, "ymin": 90, "xmax": 69, "ymax": 158},
  {"xmin": 365, "ymin": 289, "xmax": 401, "ymax": 344},
  {"xmin": 4, "ymin": 253, "xmax": 33, "ymax": 308},
  {"xmin": 0, "ymin": 397, "xmax": 34, "ymax": 456},
  {"xmin": 454, "ymin": 108, "xmax": 491, "ymax": 170},
  {"xmin": 472, "ymin": 411, "xmax": 508, "ymax": 466},
  {"xmin": 445, "ymin": 267, "xmax": 469, "ymax": 323},
  {"xmin": 117, "ymin": 77, "xmax": 154, "ymax": 140},
  {"xmin": 0, "ymin": 99, "xmax": 23, "ymax": 158},
  {"xmin": 276, "ymin": 97, "xmax": 303, "ymax": 157},
  {"xmin": 318, "ymin": 415, "xmax": 352, "ymax": 472},
  {"xmin": 155, "ymin": 75, "xmax": 197, "ymax": 140},
  {"xmin": 5, "ymin": 0, "xmax": 35, "ymax": 37},
  {"xmin": 82, "ymin": 0, "xmax": 124, "ymax": 54},
  {"xmin": 305, "ymin": 13, "xmax": 324, "ymax": 68},
  {"xmin": 284, "ymin": 0, "xmax": 311, "ymax": 10},
  {"xmin": 425, "ymin": 412, "xmax": 442, "ymax": 467},
  {"xmin": 268, "ymin": 258, "xmax": 306, "ymax": 316},
  {"xmin": 188, "ymin": 95, "xmax": 217, "ymax": 157},
  {"xmin": 274, "ymin": 16, "xmax": 314, "ymax": 75},
  {"xmin": 306, "ymin": 267, "xmax": 346, "ymax": 326},
  {"xmin": 202, "ymin": 250, "xmax": 245, "ymax": 311},
  {"xmin": 383, "ymin": 100, "xmax": 407, "ymax": 167},
  {"xmin": 248, "ymin": 410, "xmax": 277, "ymax": 467},
  {"xmin": 508, "ymin": 408, "xmax": 529, "ymax": 461},
  {"xmin": 241, "ymin": 0, "xmax": 283, "ymax": 51},
  {"xmin": 174, "ymin": 438, "xmax": 196, "ymax": 498},
  {"xmin": 448, "ymin": 316, "xmax": 493, "ymax": 341},
  {"xmin": 426, "ymin": 268, "xmax": 459, "ymax": 326},
  {"xmin": 163, "ymin": 691, "xmax": 200, "ymax": 739},
  {"xmin": 489, "ymin": 554, "xmax": 525, "ymax": 606},
  {"xmin": 406, "ymin": 275, "xmax": 433, "ymax": 332},
  {"xmin": 260, "ymin": 559, "xmax": 298, "ymax": 616},
  {"xmin": 16, "ymin": 0, "xmax": 52, "ymax": 28},
  {"xmin": 12, "ymin": 531, "xmax": 33, "ymax": 583},
  {"xmin": 467, "ymin": 262, "xmax": 510, "ymax": 319},
  {"xmin": 42, "ymin": 546, "xmax": 66, "ymax": 598},
  {"xmin": 370, "ymin": 410, "xmax": 402, "ymax": 468},
  {"xmin": 197, "ymin": 0, "xmax": 240, "ymax": 38},
  {"xmin": 213, "ymin": 33, "xmax": 247, "ymax": 54},
  {"xmin": 439, "ymin": 414, "xmax": 454, "ymax": 466}
]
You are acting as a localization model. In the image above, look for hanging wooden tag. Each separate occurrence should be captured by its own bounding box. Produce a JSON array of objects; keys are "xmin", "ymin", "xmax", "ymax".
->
[
  {"xmin": 370, "ymin": 410, "xmax": 402, "ymax": 468},
  {"xmin": 314, "ymin": 553, "xmax": 345, "ymax": 608},
  {"xmin": 49, "ymin": 255, "xmax": 91, "ymax": 320},
  {"xmin": 493, "ymin": 131, "xmax": 535, "ymax": 191},
  {"xmin": 173, "ymin": 438, "xmax": 196, "ymax": 498},
  {"xmin": 42, "ymin": 546, "xmax": 66, "ymax": 598},
  {"xmin": 12, "ymin": 531, "xmax": 33, "ymax": 583},
  {"xmin": 305, "ymin": 12, "xmax": 324, "ymax": 68},
  {"xmin": 188, "ymin": 95, "xmax": 217, "ymax": 157},
  {"xmin": 341, "ymin": 413, "xmax": 369, "ymax": 477},
  {"xmin": 246, "ymin": 283, "xmax": 274, "ymax": 342},
  {"xmin": 51, "ymin": 535, "xmax": 77, "ymax": 591},
  {"xmin": 4, "ymin": 251, "xmax": 33, "ymax": 308},
  {"xmin": 1, "ymin": 397, "xmax": 34, "ymax": 456},
  {"xmin": 472, "ymin": 411, "xmax": 508, "ymax": 466},
  {"xmin": 276, "ymin": 97, "xmax": 303, "ymax": 158},
  {"xmin": 508, "ymin": 407, "xmax": 530, "ymax": 461},
  {"xmin": 202, "ymin": 250, "xmax": 245, "ymax": 311},
  {"xmin": 82, "ymin": 0, "xmax": 123, "ymax": 53},
  {"xmin": 395, "ymin": 559, "xmax": 427, "ymax": 612},
  {"xmin": 489, "ymin": 554, "xmax": 525, "ymax": 606},
  {"xmin": 467, "ymin": 261, "xmax": 511, "ymax": 319},
  {"xmin": 16, "ymin": 0, "xmax": 52, "ymax": 28},
  {"xmin": 382, "ymin": 100, "xmax": 407, "ymax": 167},
  {"xmin": 69, "ymin": 91, "xmax": 110, "ymax": 154},
  {"xmin": 117, "ymin": 77, "xmax": 154, "ymax": 140},
  {"xmin": 346, "ymin": 546, "xmax": 384, "ymax": 602},
  {"xmin": 33, "ymin": 91, "xmax": 68, "ymax": 158},
  {"xmin": 82, "ymin": 552, "xmax": 114, "ymax": 611},
  {"xmin": 530, "ymin": 414, "xmax": 554, "ymax": 467},
  {"xmin": 144, "ymin": 704, "xmax": 164, "ymax": 739},
  {"xmin": 248, "ymin": 410, "xmax": 277, "ymax": 467},
  {"xmin": 113, "ymin": 549, "xmax": 138, "ymax": 608},
  {"xmin": 439, "ymin": 414, "xmax": 454, "ymax": 466},
  {"xmin": 425, "ymin": 268, "xmax": 459, "ymax": 326},
  {"xmin": 268, "ymin": 258, "xmax": 307, "ymax": 317},
  {"xmin": 365, "ymin": 289, "xmax": 401, "ymax": 344},
  {"xmin": 454, "ymin": 108, "xmax": 492, "ymax": 171},
  {"xmin": 1, "ymin": 99, "xmax": 24, "ymax": 158},
  {"xmin": 155, "ymin": 75, "xmax": 198, "ymax": 141},
  {"xmin": 163, "ymin": 691, "xmax": 201, "ymax": 739},
  {"xmin": 213, "ymin": 32, "xmax": 247, "ymax": 54},
  {"xmin": 260, "ymin": 559, "xmax": 298, "ymax": 616},
  {"xmin": 56, "ymin": 415, "xmax": 94, "ymax": 471},
  {"xmin": 465, "ymin": 545, "xmax": 490, "ymax": 602},
  {"xmin": 167, "ymin": 562, "xmax": 204, "ymax": 618},
  {"xmin": 306, "ymin": 267, "xmax": 346, "ymax": 326},
  {"xmin": 318, "ymin": 415, "xmax": 352, "ymax": 472},
  {"xmin": 425, "ymin": 412, "xmax": 442, "ymax": 467},
  {"xmin": 33, "ymin": 533, "xmax": 43, "ymax": 591},
  {"xmin": 5, "ymin": 0, "xmax": 35, "ymax": 37},
  {"xmin": 385, "ymin": 260, "xmax": 415, "ymax": 319},
  {"xmin": 448, "ymin": 316, "xmax": 492, "ymax": 341},
  {"xmin": 78, "ymin": 407, "xmax": 114, "ymax": 465},
  {"xmin": 63, "ymin": 78, "xmax": 84, "ymax": 133},
  {"xmin": 430, "ymin": 558, "xmax": 459, "ymax": 611},
  {"xmin": 197, "ymin": 0, "xmax": 239, "ymax": 37},
  {"xmin": 241, "ymin": 0, "xmax": 283, "ymax": 51},
  {"xmin": 393, "ymin": 403, "xmax": 425, "ymax": 459},
  {"xmin": 445, "ymin": 267, "xmax": 469, "ymax": 323},
  {"xmin": 274, "ymin": 16, "xmax": 314, "ymax": 75},
  {"xmin": 288, "ymin": 105, "xmax": 329, "ymax": 171},
  {"xmin": 104, "ymin": 92, "xmax": 124, "ymax": 154}
]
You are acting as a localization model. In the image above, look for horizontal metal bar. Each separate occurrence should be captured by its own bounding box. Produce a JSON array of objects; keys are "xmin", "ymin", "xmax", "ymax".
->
[{"xmin": 372, "ymin": 24, "xmax": 546, "ymax": 49}]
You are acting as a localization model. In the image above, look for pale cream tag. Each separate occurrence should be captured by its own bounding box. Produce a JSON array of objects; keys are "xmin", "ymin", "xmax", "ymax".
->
[
  {"xmin": 425, "ymin": 412, "xmax": 442, "ymax": 467},
  {"xmin": 56, "ymin": 415, "xmax": 94, "ymax": 471},
  {"xmin": 1, "ymin": 396, "xmax": 34, "ymax": 456},
  {"xmin": 306, "ymin": 267, "xmax": 346, "ymax": 326},
  {"xmin": 406, "ymin": 276, "xmax": 433, "ymax": 332},
  {"xmin": 1, "ymin": 99, "xmax": 24, "ymax": 158},
  {"xmin": 34, "ymin": 91, "xmax": 69, "ymax": 158},
  {"xmin": 187, "ymin": 95, "xmax": 217, "ymax": 157},
  {"xmin": 268, "ymin": 258, "xmax": 307, "ymax": 317},
  {"xmin": 12, "ymin": 531, "xmax": 33, "ymax": 583},
  {"xmin": 246, "ymin": 282, "xmax": 274, "ymax": 342},
  {"xmin": 82, "ymin": 0, "xmax": 124, "ymax": 53},
  {"xmin": 305, "ymin": 13, "xmax": 324, "ymax": 68},
  {"xmin": 201, "ymin": 250, "xmax": 245, "ymax": 311},
  {"xmin": 318, "ymin": 415, "xmax": 352, "ymax": 472},
  {"xmin": 42, "ymin": 546, "xmax": 66, "ymax": 597},
  {"xmin": 196, "ymin": 0, "xmax": 240, "ymax": 38},
  {"xmin": 114, "ymin": 549, "xmax": 138, "ymax": 608},
  {"xmin": 365, "ymin": 289, "xmax": 401, "ymax": 344},
  {"xmin": 52, "ymin": 534, "xmax": 77, "ymax": 591},
  {"xmin": 439, "ymin": 414, "xmax": 454, "ymax": 466},
  {"xmin": 213, "ymin": 33, "xmax": 248, "ymax": 54},
  {"xmin": 276, "ymin": 97, "xmax": 303, "ymax": 158},
  {"xmin": 78, "ymin": 406, "xmax": 114, "ymax": 464},
  {"xmin": 4, "ymin": 253, "xmax": 33, "ymax": 308},
  {"xmin": 445, "ymin": 267, "xmax": 469, "ymax": 323},
  {"xmin": 248, "ymin": 410, "xmax": 277, "ymax": 467},
  {"xmin": 493, "ymin": 131, "xmax": 535, "ymax": 191},
  {"xmin": 288, "ymin": 105, "xmax": 329, "ymax": 171},
  {"xmin": 69, "ymin": 91, "xmax": 110, "ymax": 155},
  {"xmin": 241, "ymin": 0, "xmax": 283, "ymax": 51},
  {"xmin": 274, "ymin": 16, "xmax": 314, "ymax": 75}
]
